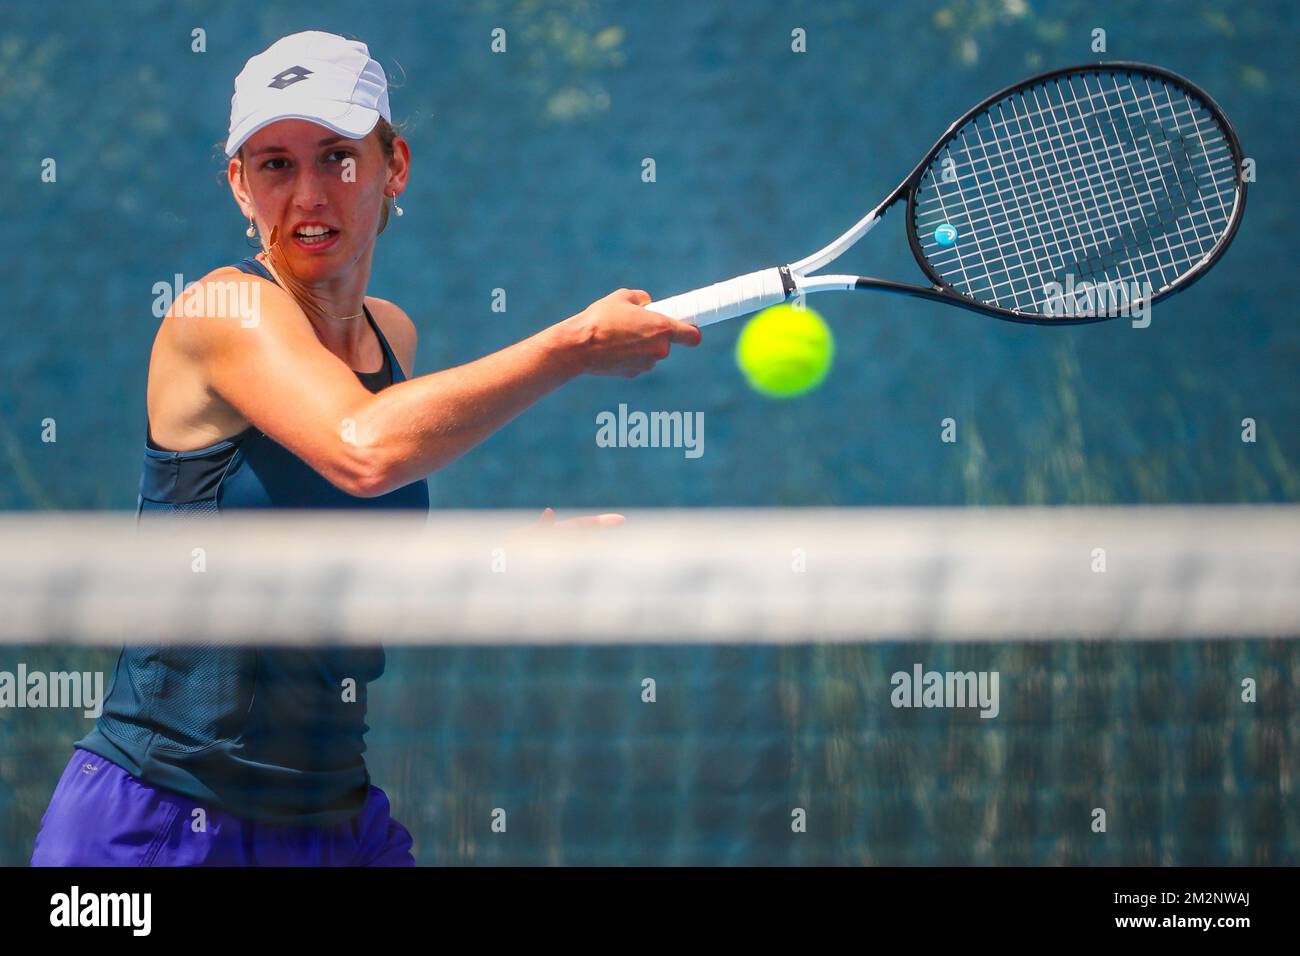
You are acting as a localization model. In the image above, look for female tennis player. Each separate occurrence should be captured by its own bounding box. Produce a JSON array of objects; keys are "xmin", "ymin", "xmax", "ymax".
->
[{"xmin": 30, "ymin": 30, "xmax": 698, "ymax": 867}]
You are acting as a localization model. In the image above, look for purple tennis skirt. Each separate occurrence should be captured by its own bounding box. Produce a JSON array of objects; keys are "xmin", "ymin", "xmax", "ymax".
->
[{"xmin": 30, "ymin": 748, "xmax": 415, "ymax": 866}]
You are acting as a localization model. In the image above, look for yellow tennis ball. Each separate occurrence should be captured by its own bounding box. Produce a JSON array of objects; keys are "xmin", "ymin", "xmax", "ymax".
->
[{"xmin": 735, "ymin": 303, "xmax": 835, "ymax": 398}]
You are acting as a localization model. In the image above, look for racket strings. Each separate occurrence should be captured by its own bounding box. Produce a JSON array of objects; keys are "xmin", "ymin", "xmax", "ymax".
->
[
  {"xmin": 913, "ymin": 70, "xmax": 1240, "ymax": 316},
  {"xmin": 945, "ymin": 80, "xmax": 1209, "ymax": 301},
  {"xmin": 920, "ymin": 110, "xmax": 1233, "ymax": 260},
  {"xmin": 973, "ymin": 82, "xmax": 1215, "ymax": 300},
  {"xmin": 930, "ymin": 76, "xmax": 1232, "ymax": 310}
]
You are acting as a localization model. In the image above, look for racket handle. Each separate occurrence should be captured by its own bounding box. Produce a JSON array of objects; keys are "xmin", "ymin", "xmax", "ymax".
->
[{"xmin": 646, "ymin": 268, "xmax": 789, "ymax": 327}]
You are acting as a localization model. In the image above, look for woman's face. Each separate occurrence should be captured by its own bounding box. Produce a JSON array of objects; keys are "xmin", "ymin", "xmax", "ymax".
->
[{"xmin": 231, "ymin": 118, "xmax": 400, "ymax": 278}]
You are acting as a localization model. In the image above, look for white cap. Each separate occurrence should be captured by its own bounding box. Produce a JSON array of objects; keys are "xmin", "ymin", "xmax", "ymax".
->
[{"xmin": 225, "ymin": 31, "xmax": 390, "ymax": 158}]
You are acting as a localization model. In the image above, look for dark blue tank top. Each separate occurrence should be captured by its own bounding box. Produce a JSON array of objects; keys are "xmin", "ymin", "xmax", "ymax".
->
[{"xmin": 77, "ymin": 256, "xmax": 429, "ymax": 826}]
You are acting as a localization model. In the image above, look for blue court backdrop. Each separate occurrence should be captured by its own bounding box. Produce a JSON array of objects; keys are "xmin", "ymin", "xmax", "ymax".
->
[{"xmin": 0, "ymin": 0, "xmax": 1295, "ymax": 510}]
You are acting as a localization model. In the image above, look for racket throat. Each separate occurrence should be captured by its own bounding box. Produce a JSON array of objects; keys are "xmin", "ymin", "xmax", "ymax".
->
[{"xmin": 853, "ymin": 277, "xmax": 983, "ymax": 313}]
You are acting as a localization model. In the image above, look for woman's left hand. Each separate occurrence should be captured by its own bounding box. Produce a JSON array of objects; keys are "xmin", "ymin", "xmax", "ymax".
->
[{"xmin": 532, "ymin": 506, "xmax": 625, "ymax": 530}]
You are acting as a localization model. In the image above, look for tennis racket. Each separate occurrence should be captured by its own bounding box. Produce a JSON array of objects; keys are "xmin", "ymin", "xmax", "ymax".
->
[{"xmin": 647, "ymin": 62, "xmax": 1246, "ymax": 326}]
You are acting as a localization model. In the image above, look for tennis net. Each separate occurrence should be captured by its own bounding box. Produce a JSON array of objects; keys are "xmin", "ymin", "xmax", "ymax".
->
[{"xmin": 1, "ymin": 507, "xmax": 1297, "ymax": 864}]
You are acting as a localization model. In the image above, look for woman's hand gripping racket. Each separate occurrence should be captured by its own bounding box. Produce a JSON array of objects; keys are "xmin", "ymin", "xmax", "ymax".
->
[{"xmin": 647, "ymin": 62, "xmax": 1246, "ymax": 326}]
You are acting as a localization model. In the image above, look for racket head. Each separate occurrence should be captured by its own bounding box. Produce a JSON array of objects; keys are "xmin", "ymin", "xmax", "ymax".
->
[{"xmin": 905, "ymin": 62, "xmax": 1247, "ymax": 324}]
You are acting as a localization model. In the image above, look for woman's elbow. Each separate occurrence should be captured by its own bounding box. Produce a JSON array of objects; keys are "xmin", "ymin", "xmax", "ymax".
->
[{"xmin": 322, "ymin": 442, "xmax": 391, "ymax": 499}]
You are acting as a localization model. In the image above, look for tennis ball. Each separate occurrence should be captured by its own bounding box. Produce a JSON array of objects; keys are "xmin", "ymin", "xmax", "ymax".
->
[{"xmin": 735, "ymin": 303, "xmax": 835, "ymax": 398}]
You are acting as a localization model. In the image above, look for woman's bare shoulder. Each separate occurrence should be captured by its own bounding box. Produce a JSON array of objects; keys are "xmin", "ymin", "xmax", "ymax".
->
[
  {"xmin": 160, "ymin": 264, "xmax": 300, "ymax": 355},
  {"xmin": 364, "ymin": 296, "xmax": 418, "ymax": 376}
]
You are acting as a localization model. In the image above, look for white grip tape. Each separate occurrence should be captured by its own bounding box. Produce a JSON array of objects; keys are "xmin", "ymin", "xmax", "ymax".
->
[{"xmin": 646, "ymin": 268, "xmax": 788, "ymax": 327}]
